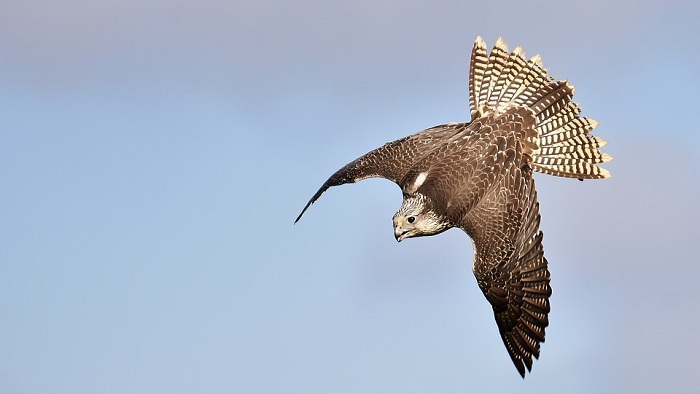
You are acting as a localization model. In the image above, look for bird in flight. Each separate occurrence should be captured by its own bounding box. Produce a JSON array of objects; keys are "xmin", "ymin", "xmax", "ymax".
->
[{"xmin": 295, "ymin": 37, "xmax": 611, "ymax": 377}]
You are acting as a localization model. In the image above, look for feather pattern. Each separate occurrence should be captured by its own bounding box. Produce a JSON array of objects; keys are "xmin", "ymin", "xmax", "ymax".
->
[
  {"xmin": 296, "ymin": 37, "xmax": 611, "ymax": 377},
  {"xmin": 469, "ymin": 37, "xmax": 611, "ymax": 180}
]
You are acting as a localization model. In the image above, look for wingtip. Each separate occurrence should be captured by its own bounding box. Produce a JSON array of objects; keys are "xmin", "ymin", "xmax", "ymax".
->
[
  {"xmin": 515, "ymin": 359, "xmax": 526, "ymax": 378},
  {"xmin": 295, "ymin": 181, "xmax": 333, "ymax": 224},
  {"xmin": 294, "ymin": 200, "xmax": 314, "ymax": 224}
]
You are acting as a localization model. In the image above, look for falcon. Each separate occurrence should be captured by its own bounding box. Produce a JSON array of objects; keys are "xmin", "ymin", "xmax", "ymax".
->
[{"xmin": 295, "ymin": 37, "xmax": 611, "ymax": 377}]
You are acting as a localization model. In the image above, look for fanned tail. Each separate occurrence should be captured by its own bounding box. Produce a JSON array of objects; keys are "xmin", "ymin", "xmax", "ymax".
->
[{"xmin": 469, "ymin": 37, "xmax": 612, "ymax": 179}]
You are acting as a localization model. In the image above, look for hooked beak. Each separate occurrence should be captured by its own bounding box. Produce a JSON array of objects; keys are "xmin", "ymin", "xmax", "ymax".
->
[{"xmin": 394, "ymin": 227, "xmax": 409, "ymax": 242}]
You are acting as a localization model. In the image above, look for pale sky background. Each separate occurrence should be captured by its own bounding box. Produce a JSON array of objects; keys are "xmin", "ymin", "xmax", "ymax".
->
[{"xmin": 2, "ymin": 1, "xmax": 699, "ymax": 393}]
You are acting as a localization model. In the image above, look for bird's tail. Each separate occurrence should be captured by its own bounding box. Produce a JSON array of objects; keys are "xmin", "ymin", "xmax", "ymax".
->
[{"xmin": 469, "ymin": 37, "xmax": 612, "ymax": 179}]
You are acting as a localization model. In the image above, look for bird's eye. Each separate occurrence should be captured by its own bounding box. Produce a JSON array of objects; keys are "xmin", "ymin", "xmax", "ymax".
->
[{"xmin": 407, "ymin": 216, "xmax": 415, "ymax": 223}]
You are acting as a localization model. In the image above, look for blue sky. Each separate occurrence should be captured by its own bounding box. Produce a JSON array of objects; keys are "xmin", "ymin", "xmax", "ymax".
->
[{"xmin": 1, "ymin": 1, "xmax": 699, "ymax": 392}]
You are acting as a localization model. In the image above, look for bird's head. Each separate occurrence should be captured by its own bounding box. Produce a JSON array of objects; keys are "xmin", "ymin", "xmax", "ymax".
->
[{"xmin": 392, "ymin": 194, "xmax": 450, "ymax": 242}]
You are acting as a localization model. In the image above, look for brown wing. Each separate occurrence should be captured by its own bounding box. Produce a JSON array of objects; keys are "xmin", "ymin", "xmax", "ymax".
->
[
  {"xmin": 459, "ymin": 156, "xmax": 551, "ymax": 377},
  {"xmin": 295, "ymin": 125, "xmax": 461, "ymax": 223},
  {"xmin": 409, "ymin": 107, "xmax": 537, "ymax": 219}
]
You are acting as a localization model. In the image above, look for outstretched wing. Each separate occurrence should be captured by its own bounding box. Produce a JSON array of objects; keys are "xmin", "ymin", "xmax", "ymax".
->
[
  {"xmin": 295, "ymin": 125, "xmax": 460, "ymax": 223},
  {"xmin": 459, "ymin": 159, "xmax": 551, "ymax": 377}
]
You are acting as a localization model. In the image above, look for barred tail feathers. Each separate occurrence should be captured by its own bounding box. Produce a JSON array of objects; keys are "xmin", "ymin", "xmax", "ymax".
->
[{"xmin": 469, "ymin": 37, "xmax": 612, "ymax": 179}]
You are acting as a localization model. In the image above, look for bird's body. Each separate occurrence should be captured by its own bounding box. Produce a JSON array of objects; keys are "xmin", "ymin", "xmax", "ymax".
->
[{"xmin": 295, "ymin": 37, "xmax": 611, "ymax": 377}]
